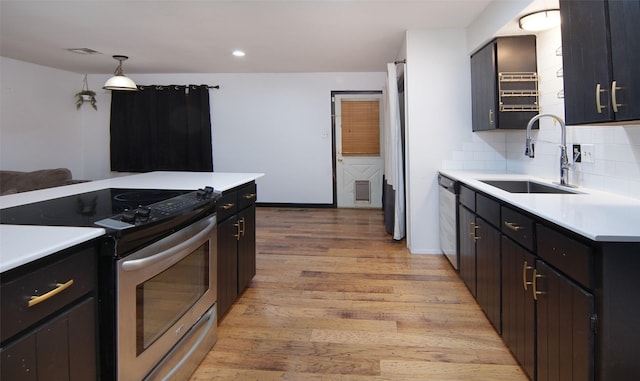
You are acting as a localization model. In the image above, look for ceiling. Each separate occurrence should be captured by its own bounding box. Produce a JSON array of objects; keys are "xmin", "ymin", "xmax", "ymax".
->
[{"xmin": 0, "ymin": 0, "xmax": 555, "ymax": 75}]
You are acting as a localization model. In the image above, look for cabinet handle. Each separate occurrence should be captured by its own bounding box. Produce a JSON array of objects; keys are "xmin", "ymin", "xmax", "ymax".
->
[
  {"xmin": 612, "ymin": 80, "xmax": 622, "ymax": 113},
  {"xmin": 522, "ymin": 261, "xmax": 533, "ymax": 291},
  {"xmin": 234, "ymin": 217, "xmax": 246, "ymax": 240},
  {"xmin": 242, "ymin": 193, "xmax": 257, "ymax": 200},
  {"xmin": 532, "ymin": 269, "xmax": 545, "ymax": 301},
  {"xmin": 28, "ymin": 279, "xmax": 74, "ymax": 308},
  {"xmin": 595, "ymin": 83, "xmax": 607, "ymax": 114},
  {"xmin": 221, "ymin": 203, "xmax": 235, "ymax": 210},
  {"xmin": 489, "ymin": 109, "xmax": 494, "ymax": 125},
  {"xmin": 504, "ymin": 221, "xmax": 523, "ymax": 232},
  {"xmin": 468, "ymin": 222, "xmax": 479, "ymax": 241}
]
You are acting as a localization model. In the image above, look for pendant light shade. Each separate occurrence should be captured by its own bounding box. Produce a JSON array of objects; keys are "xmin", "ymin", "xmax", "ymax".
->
[
  {"xmin": 103, "ymin": 55, "xmax": 138, "ymax": 91},
  {"xmin": 519, "ymin": 9, "xmax": 561, "ymax": 32}
]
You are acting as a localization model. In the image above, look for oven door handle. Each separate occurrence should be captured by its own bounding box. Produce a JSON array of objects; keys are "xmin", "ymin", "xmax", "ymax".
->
[{"xmin": 121, "ymin": 216, "xmax": 216, "ymax": 272}]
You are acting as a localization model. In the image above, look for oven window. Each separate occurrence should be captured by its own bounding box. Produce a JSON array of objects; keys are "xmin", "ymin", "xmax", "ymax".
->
[{"xmin": 136, "ymin": 243, "xmax": 209, "ymax": 354}]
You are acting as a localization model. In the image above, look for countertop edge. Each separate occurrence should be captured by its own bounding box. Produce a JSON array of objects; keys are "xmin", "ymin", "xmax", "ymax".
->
[{"xmin": 439, "ymin": 170, "xmax": 640, "ymax": 243}]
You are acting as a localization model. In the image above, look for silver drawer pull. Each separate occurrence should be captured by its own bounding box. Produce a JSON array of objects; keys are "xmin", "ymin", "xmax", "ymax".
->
[
  {"xmin": 504, "ymin": 221, "xmax": 523, "ymax": 232},
  {"xmin": 28, "ymin": 279, "xmax": 74, "ymax": 307}
]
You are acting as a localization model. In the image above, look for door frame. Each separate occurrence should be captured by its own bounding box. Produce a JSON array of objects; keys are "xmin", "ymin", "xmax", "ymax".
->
[{"xmin": 330, "ymin": 90, "xmax": 383, "ymax": 208}]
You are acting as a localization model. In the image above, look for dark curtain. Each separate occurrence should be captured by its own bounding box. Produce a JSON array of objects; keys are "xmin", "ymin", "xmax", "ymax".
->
[{"xmin": 110, "ymin": 84, "xmax": 213, "ymax": 172}]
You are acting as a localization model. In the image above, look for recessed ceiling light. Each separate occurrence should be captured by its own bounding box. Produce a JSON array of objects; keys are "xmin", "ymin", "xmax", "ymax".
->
[{"xmin": 232, "ymin": 50, "xmax": 246, "ymax": 57}]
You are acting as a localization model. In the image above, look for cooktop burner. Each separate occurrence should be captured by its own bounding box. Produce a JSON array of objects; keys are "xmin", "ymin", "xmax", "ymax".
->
[{"xmin": 0, "ymin": 188, "xmax": 191, "ymax": 228}]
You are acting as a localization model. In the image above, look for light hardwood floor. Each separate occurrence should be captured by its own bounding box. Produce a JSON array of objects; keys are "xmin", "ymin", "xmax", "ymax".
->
[{"xmin": 190, "ymin": 207, "xmax": 527, "ymax": 380}]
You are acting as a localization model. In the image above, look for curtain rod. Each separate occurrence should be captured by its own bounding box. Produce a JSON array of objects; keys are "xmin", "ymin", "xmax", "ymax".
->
[
  {"xmin": 394, "ymin": 59, "xmax": 406, "ymax": 65},
  {"xmin": 207, "ymin": 85, "xmax": 220, "ymax": 89}
]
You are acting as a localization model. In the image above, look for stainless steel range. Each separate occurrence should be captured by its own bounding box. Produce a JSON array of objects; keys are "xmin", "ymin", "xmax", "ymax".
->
[{"xmin": 0, "ymin": 186, "xmax": 221, "ymax": 381}]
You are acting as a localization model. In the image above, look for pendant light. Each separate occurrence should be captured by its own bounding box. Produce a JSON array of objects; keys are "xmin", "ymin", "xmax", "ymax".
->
[
  {"xmin": 103, "ymin": 55, "xmax": 138, "ymax": 91},
  {"xmin": 519, "ymin": 9, "xmax": 561, "ymax": 32}
]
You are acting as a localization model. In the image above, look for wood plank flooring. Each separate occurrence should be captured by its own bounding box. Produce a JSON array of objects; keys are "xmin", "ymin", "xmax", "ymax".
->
[{"xmin": 190, "ymin": 207, "xmax": 527, "ymax": 380}]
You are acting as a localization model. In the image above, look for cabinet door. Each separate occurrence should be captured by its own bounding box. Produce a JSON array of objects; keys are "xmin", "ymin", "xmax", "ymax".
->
[
  {"xmin": 458, "ymin": 207, "xmax": 477, "ymax": 297},
  {"xmin": 0, "ymin": 297, "xmax": 96, "ymax": 381},
  {"xmin": 501, "ymin": 237, "xmax": 536, "ymax": 380},
  {"xmin": 560, "ymin": 0, "xmax": 612, "ymax": 124},
  {"xmin": 608, "ymin": 0, "xmax": 640, "ymax": 121},
  {"xmin": 217, "ymin": 216, "xmax": 239, "ymax": 318},
  {"xmin": 475, "ymin": 217, "xmax": 501, "ymax": 333},
  {"xmin": 535, "ymin": 260, "xmax": 594, "ymax": 381},
  {"xmin": 471, "ymin": 41, "xmax": 496, "ymax": 131},
  {"xmin": 237, "ymin": 205, "xmax": 256, "ymax": 294}
]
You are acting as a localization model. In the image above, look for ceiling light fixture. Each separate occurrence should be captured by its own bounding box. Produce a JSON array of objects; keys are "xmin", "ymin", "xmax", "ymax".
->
[
  {"xmin": 232, "ymin": 50, "xmax": 246, "ymax": 57},
  {"xmin": 103, "ymin": 55, "xmax": 138, "ymax": 91},
  {"xmin": 519, "ymin": 9, "xmax": 561, "ymax": 32}
]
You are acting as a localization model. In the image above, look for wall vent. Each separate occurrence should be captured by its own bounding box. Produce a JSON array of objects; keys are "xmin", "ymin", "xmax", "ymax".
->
[{"xmin": 354, "ymin": 180, "xmax": 371, "ymax": 202}]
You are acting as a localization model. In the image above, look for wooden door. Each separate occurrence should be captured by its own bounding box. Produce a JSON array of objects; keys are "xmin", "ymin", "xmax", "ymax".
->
[
  {"xmin": 471, "ymin": 41, "xmax": 496, "ymax": 131},
  {"xmin": 560, "ymin": 0, "xmax": 613, "ymax": 124},
  {"xmin": 237, "ymin": 205, "xmax": 256, "ymax": 294},
  {"xmin": 607, "ymin": 0, "xmax": 640, "ymax": 122},
  {"xmin": 334, "ymin": 93, "xmax": 383, "ymax": 208},
  {"xmin": 217, "ymin": 215, "xmax": 239, "ymax": 318},
  {"xmin": 536, "ymin": 260, "xmax": 594, "ymax": 381},
  {"xmin": 475, "ymin": 217, "xmax": 501, "ymax": 333},
  {"xmin": 458, "ymin": 207, "xmax": 477, "ymax": 297},
  {"xmin": 502, "ymin": 236, "xmax": 536, "ymax": 380}
]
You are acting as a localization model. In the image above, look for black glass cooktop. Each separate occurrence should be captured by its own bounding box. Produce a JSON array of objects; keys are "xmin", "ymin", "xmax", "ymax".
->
[{"xmin": 0, "ymin": 188, "xmax": 190, "ymax": 228}]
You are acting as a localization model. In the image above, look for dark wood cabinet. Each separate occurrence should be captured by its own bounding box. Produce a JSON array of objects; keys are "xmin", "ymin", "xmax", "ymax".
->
[
  {"xmin": 502, "ymin": 236, "xmax": 536, "ymax": 380},
  {"xmin": 535, "ymin": 260, "xmax": 594, "ymax": 381},
  {"xmin": 471, "ymin": 36, "xmax": 538, "ymax": 131},
  {"xmin": 475, "ymin": 216, "xmax": 501, "ymax": 333},
  {"xmin": 459, "ymin": 188, "xmax": 502, "ymax": 333},
  {"xmin": 0, "ymin": 242, "xmax": 98, "ymax": 381},
  {"xmin": 458, "ymin": 206, "xmax": 477, "ymax": 297},
  {"xmin": 560, "ymin": 0, "xmax": 640, "ymax": 124},
  {"xmin": 217, "ymin": 181, "xmax": 257, "ymax": 319},
  {"xmin": 454, "ymin": 180, "xmax": 639, "ymax": 380},
  {"xmin": 217, "ymin": 214, "xmax": 240, "ymax": 318},
  {"xmin": 237, "ymin": 205, "xmax": 256, "ymax": 292}
]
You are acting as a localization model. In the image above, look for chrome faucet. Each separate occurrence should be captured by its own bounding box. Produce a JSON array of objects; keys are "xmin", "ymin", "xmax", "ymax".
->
[{"xmin": 525, "ymin": 113, "xmax": 571, "ymax": 186}]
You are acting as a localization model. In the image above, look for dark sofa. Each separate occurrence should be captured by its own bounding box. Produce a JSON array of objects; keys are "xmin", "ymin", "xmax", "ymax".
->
[{"xmin": 0, "ymin": 168, "xmax": 84, "ymax": 195}]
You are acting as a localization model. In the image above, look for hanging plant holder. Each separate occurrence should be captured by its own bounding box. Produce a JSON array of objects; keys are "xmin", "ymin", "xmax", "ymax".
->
[{"xmin": 75, "ymin": 74, "xmax": 97, "ymax": 110}]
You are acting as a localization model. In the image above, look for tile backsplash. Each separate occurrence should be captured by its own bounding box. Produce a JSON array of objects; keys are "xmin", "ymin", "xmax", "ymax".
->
[{"xmin": 443, "ymin": 26, "xmax": 640, "ymax": 199}]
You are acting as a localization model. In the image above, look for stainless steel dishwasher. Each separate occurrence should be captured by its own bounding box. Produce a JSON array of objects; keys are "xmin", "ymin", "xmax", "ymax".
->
[{"xmin": 438, "ymin": 173, "xmax": 459, "ymax": 270}]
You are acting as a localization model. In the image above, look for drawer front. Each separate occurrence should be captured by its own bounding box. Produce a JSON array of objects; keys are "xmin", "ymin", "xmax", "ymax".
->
[
  {"xmin": 460, "ymin": 185, "xmax": 476, "ymax": 211},
  {"xmin": 476, "ymin": 193, "xmax": 500, "ymax": 228},
  {"xmin": 237, "ymin": 182, "xmax": 257, "ymax": 210},
  {"xmin": 216, "ymin": 191, "xmax": 238, "ymax": 221},
  {"xmin": 537, "ymin": 223, "xmax": 593, "ymax": 289},
  {"xmin": 501, "ymin": 206, "xmax": 535, "ymax": 251},
  {"xmin": 1, "ymin": 247, "xmax": 96, "ymax": 342}
]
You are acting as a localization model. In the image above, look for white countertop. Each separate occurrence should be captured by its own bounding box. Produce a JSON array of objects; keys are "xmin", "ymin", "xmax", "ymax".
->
[
  {"xmin": 439, "ymin": 170, "xmax": 640, "ymax": 243},
  {"xmin": 0, "ymin": 171, "xmax": 264, "ymax": 273}
]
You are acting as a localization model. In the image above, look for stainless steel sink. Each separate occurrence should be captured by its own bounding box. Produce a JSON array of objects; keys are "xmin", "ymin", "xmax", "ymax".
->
[{"xmin": 479, "ymin": 180, "xmax": 580, "ymax": 194}]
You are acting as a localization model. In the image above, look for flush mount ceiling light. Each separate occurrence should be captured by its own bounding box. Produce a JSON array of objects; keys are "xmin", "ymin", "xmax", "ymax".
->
[
  {"xmin": 103, "ymin": 55, "xmax": 138, "ymax": 91},
  {"xmin": 232, "ymin": 50, "xmax": 246, "ymax": 57},
  {"xmin": 519, "ymin": 9, "xmax": 561, "ymax": 32}
]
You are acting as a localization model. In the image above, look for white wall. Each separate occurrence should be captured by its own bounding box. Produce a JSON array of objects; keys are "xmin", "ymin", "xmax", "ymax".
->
[
  {"xmin": 404, "ymin": 28, "xmax": 473, "ymax": 254},
  {"xmin": 0, "ymin": 57, "xmax": 110, "ymax": 180},
  {"xmin": 0, "ymin": 58, "xmax": 385, "ymax": 204}
]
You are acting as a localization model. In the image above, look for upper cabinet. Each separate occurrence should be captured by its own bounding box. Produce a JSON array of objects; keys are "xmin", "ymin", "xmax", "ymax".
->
[
  {"xmin": 560, "ymin": 0, "xmax": 640, "ymax": 125},
  {"xmin": 471, "ymin": 36, "xmax": 539, "ymax": 131}
]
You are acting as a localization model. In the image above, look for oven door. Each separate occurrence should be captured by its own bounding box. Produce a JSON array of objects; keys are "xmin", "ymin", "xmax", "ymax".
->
[{"xmin": 117, "ymin": 215, "xmax": 217, "ymax": 381}]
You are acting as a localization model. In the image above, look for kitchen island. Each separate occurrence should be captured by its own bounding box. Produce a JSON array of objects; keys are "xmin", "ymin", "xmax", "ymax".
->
[
  {"xmin": 0, "ymin": 171, "xmax": 263, "ymax": 381},
  {"xmin": 0, "ymin": 171, "xmax": 264, "ymax": 272}
]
